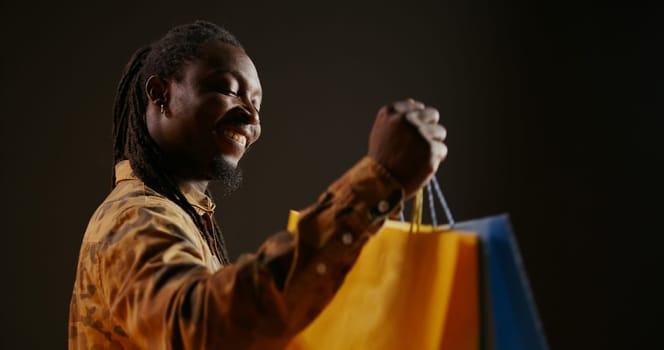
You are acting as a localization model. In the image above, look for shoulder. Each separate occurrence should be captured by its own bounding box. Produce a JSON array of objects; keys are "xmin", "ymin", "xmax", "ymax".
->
[{"xmin": 84, "ymin": 180, "xmax": 199, "ymax": 246}]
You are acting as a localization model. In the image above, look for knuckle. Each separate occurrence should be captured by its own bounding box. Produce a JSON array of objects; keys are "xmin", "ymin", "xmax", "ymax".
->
[
  {"xmin": 437, "ymin": 125, "xmax": 447, "ymax": 140},
  {"xmin": 440, "ymin": 143, "xmax": 448, "ymax": 158},
  {"xmin": 432, "ymin": 109, "xmax": 440, "ymax": 121},
  {"xmin": 405, "ymin": 110, "xmax": 420, "ymax": 121},
  {"xmin": 409, "ymin": 99, "xmax": 425, "ymax": 108},
  {"xmin": 378, "ymin": 105, "xmax": 391, "ymax": 116},
  {"xmin": 392, "ymin": 101, "xmax": 409, "ymax": 113}
]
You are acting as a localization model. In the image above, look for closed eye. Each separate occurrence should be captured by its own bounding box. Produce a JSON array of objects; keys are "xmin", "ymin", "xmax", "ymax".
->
[{"xmin": 218, "ymin": 88, "xmax": 239, "ymax": 97}]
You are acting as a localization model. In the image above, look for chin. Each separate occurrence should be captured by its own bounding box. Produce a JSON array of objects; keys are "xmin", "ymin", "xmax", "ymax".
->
[{"xmin": 209, "ymin": 156, "xmax": 243, "ymax": 195}]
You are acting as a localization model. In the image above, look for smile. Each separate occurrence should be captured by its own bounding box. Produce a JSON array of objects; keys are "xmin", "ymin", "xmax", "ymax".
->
[{"xmin": 223, "ymin": 129, "xmax": 247, "ymax": 147}]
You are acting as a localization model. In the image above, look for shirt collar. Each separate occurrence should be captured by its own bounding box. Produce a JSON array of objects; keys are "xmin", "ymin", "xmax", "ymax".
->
[{"xmin": 114, "ymin": 160, "xmax": 216, "ymax": 215}]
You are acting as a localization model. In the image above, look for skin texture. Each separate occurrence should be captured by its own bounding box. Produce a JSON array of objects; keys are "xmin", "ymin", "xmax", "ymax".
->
[
  {"xmin": 144, "ymin": 40, "xmax": 445, "ymax": 199},
  {"xmin": 368, "ymin": 99, "xmax": 447, "ymax": 198},
  {"xmin": 145, "ymin": 41, "xmax": 262, "ymax": 193}
]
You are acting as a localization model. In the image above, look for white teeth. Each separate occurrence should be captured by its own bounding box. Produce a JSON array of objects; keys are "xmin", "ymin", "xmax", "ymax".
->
[{"xmin": 223, "ymin": 129, "xmax": 247, "ymax": 146}]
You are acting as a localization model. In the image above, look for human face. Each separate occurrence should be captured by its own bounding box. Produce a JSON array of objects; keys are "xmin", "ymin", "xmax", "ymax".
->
[{"xmin": 152, "ymin": 41, "xmax": 262, "ymax": 182}]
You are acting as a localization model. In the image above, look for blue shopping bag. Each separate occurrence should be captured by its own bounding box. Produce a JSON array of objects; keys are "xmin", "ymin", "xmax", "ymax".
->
[{"xmin": 456, "ymin": 215, "xmax": 549, "ymax": 350}]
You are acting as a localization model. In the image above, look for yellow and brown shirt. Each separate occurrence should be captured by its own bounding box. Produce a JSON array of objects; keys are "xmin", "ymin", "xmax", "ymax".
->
[{"xmin": 69, "ymin": 157, "xmax": 404, "ymax": 350}]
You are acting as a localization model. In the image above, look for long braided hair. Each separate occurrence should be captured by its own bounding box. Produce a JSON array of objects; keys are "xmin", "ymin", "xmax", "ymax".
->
[{"xmin": 111, "ymin": 20, "xmax": 243, "ymax": 265}]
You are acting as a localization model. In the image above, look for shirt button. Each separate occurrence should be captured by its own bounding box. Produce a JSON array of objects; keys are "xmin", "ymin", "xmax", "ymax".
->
[
  {"xmin": 316, "ymin": 262, "xmax": 327, "ymax": 275},
  {"xmin": 377, "ymin": 200, "xmax": 390, "ymax": 213},
  {"xmin": 341, "ymin": 233, "xmax": 353, "ymax": 245}
]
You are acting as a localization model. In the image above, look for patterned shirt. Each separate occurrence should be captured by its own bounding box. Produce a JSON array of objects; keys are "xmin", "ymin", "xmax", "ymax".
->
[{"xmin": 69, "ymin": 157, "xmax": 404, "ymax": 350}]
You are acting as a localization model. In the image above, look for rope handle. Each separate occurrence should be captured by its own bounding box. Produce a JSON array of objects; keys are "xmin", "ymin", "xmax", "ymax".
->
[{"xmin": 401, "ymin": 176, "xmax": 455, "ymax": 230}]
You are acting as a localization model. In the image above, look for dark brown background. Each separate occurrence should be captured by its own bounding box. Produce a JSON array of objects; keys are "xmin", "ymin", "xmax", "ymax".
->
[{"xmin": 0, "ymin": 0, "xmax": 659, "ymax": 349}]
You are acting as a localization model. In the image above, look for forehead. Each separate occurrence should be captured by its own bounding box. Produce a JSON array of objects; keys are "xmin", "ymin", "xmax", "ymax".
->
[{"xmin": 184, "ymin": 41, "xmax": 261, "ymax": 92}]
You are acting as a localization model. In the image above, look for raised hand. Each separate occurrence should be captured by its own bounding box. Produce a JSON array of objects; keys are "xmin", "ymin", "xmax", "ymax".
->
[{"xmin": 368, "ymin": 99, "xmax": 448, "ymax": 198}]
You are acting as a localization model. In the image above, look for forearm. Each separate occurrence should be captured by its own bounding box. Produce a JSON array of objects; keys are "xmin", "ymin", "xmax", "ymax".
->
[{"xmin": 105, "ymin": 157, "xmax": 404, "ymax": 349}]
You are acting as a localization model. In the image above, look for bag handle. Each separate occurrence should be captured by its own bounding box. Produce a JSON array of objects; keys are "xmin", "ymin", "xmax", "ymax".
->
[{"xmin": 403, "ymin": 176, "xmax": 455, "ymax": 231}]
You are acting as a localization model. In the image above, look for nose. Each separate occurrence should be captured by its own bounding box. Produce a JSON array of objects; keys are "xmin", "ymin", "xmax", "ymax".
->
[{"xmin": 238, "ymin": 97, "xmax": 260, "ymax": 125}]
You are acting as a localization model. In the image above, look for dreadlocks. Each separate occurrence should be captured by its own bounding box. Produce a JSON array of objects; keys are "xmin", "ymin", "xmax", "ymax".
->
[{"xmin": 111, "ymin": 20, "xmax": 243, "ymax": 265}]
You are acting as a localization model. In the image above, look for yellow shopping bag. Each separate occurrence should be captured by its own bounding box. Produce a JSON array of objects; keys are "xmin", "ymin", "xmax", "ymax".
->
[{"xmin": 287, "ymin": 190, "xmax": 480, "ymax": 350}]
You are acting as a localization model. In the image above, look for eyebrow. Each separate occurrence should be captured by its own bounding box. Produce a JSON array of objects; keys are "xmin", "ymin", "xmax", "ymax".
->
[{"xmin": 205, "ymin": 68, "xmax": 239, "ymax": 79}]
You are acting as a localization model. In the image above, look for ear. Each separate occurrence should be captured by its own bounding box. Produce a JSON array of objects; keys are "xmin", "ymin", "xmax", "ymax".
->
[{"xmin": 145, "ymin": 75, "xmax": 168, "ymax": 105}]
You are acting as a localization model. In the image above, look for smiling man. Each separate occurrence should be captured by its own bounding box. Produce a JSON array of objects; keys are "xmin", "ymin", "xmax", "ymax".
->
[{"xmin": 69, "ymin": 20, "xmax": 447, "ymax": 350}]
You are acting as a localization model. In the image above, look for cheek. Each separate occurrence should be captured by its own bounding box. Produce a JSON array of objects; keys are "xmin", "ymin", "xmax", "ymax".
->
[
  {"xmin": 173, "ymin": 98, "xmax": 218, "ymax": 131},
  {"xmin": 168, "ymin": 93, "xmax": 233, "ymax": 146},
  {"xmin": 195, "ymin": 95, "xmax": 232, "ymax": 121}
]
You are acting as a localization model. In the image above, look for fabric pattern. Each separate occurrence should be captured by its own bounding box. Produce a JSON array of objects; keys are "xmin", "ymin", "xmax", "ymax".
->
[{"xmin": 69, "ymin": 157, "xmax": 403, "ymax": 350}]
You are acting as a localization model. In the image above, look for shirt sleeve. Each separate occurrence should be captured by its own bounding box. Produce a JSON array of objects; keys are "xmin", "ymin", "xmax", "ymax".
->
[{"xmin": 100, "ymin": 156, "xmax": 404, "ymax": 349}]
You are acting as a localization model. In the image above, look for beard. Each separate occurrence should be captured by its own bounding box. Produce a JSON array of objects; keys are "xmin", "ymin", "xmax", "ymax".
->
[{"xmin": 209, "ymin": 155, "xmax": 243, "ymax": 196}]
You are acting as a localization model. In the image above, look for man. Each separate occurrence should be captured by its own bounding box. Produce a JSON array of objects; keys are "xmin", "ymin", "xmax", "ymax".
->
[{"xmin": 69, "ymin": 20, "xmax": 447, "ymax": 349}]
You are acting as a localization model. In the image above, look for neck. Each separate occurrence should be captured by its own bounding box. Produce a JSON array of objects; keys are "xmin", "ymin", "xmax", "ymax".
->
[{"xmin": 183, "ymin": 179, "xmax": 209, "ymax": 194}]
